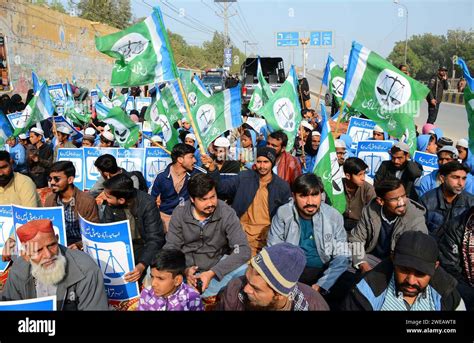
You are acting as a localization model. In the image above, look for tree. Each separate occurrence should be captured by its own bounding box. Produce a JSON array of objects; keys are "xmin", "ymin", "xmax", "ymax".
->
[
  {"xmin": 388, "ymin": 30, "xmax": 474, "ymax": 81},
  {"xmin": 77, "ymin": 0, "xmax": 132, "ymax": 29},
  {"xmin": 29, "ymin": 0, "xmax": 66, "ymax": 13}
]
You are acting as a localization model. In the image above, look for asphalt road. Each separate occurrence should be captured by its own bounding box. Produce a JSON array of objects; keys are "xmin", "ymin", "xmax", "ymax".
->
[{"xmin": 305, "ymin": 70, "xmax": 469, "ymax": 142}]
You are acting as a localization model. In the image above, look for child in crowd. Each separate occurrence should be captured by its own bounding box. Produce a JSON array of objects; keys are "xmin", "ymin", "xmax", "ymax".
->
[{"xmin": 138, "ymin": 249, "xmax": 204, "ymax": 311}]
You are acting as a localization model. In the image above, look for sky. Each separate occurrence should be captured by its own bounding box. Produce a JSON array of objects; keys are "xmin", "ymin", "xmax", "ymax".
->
[{"xmin": 129, "ymin": 0, "xmax": 473, "ymax": 71}]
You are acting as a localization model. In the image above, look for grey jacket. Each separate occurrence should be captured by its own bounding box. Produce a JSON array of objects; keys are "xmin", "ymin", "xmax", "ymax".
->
[
  {"xmin": 267, "ymin": 199, "xmax": 350, "ymax": 291},
  {"xmin": 348, "ymin": 198, "xmax": 428, "ymax": 267},
  {"xmin": 1, "ymin": 245, "xmax": 109, "ymax": 310},
  {"xmin": 164, "ymin": 200, "xmax": 251, "ymax": 280}
]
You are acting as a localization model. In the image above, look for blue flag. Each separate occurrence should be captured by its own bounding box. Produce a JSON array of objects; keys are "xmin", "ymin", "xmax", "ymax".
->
[{"xmin": 457, "ymin": 57, "xmax": 474, "ymax": 90}]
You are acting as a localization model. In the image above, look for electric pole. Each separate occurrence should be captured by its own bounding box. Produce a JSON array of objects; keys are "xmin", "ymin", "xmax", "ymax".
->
[{"xmin": 215, "ymin": 0, "xmax": 237, "ymax": 48}]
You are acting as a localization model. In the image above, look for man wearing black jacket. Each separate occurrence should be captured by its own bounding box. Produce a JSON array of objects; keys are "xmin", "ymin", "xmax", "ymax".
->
[
  {"xmin": 102, "ymin": 174, "xmax": 165, "ymax": 284},
  {"xmin": 426, "ymin": 66, "xmax": 449, "ymax": 124},
  {"xmin": 439, "ymin": 207, "xmax": 474, "ymax": 310},
  {"xmin": 374, "ymin": 142, "xmax": 423, "ymax": 200},
  {"xmin": 343, "ymin": 231, "xmax": 465, "ymax": 311}
]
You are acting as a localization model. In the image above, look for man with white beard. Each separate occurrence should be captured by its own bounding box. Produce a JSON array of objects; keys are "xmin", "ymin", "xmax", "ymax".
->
[{"xmin": 1, "ymin": 219, "xmax": 109, "ymax": 310}]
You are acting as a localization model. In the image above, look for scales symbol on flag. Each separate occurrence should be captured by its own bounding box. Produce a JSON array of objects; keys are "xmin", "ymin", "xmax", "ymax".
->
[
  {"xmin": 157, "ymin": 115, "xmax": 172, "ymax": 142},
  {"xmin": 331, "ymin": 77, "xmax": 345, "ymax": 98},
  {"xmin": 196, "ymin": 104, "xmax": 216, "ymax": 134},
  {"xmin": 273, "ymin": 98, "xmax": 295, "ymax": 131},
  {"xmin": 375, "ymin": 69, "xmax": 411, "ymax": 111},
  {"xmin": 188, "ymin": 92, "xmax": 197, "ymax": 107},
  {"xmin": 111, "ymin": 33, "xmax": 149, "ymax": 62}
]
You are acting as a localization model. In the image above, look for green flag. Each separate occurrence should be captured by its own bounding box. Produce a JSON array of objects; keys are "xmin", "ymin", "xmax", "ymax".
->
[
  {"xmin": 191, "ymin": 85, "xmax": 242, "ymax": 149},
  {"xmin": 185, "ymin": 76, "xmax": 212, "ymax": 111},
  {"xmin": 96, "ymin": 103, "xmax": 139, "ymax": 148},
  {"xmin": 248, "ymin": 57, "xmax": 273, "ymax": 113},
  {"xmin": 255, "ymin": 65, "xmax": 301, "ymax": 151},
  {"xmin": 64, "ymin": 82, "xmax": 91, "ymax": 124},
  {"xmin": 343, "ymin": 41, "xmax": 429, "ymax": 155},
  {"xmin": 95, "ymin": 7, "xmax": 178, "ymax": 87},
  {"xmin": 144, "ymin": 87, "xmax": 180, "ymax": 150},
  {"xmin": 464, "ymin": 86, "xmax": 474, "ymax": 153},
  {"xmin": 313, "ymin": 105, "xmax": 346, "ymax": 214}
]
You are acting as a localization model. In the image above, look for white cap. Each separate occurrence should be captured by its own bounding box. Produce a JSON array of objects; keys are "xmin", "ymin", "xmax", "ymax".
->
[
  {"xmin": 18, "ymin": 133, "xmax": 28, "ymax": 140},
  {"xmin": 181, "ymin": 118, "xmax": 189, "ymax": 124},
  {"xmin": 30, "ymin": 127, "xmax": 44, "ymax": 136},
  {"xmin": 456, "ymin": 138, "xmax": 469, "ymax": 149},
  {"xmin": 335, "ymin": 139, "xmax": 346, "ymax": 149},
  {"xmin": 151, "ymin": 135, "xmax": 163, "ymax": 143},
  {"xmin": 373, "ymin": 125, "xmax": 384, "ymax": 133},
  {"xmin": 101, "ymin": 131, "xmax": 114, "ymax": 142},
  {"xmin": 103, "ymin": 124, "xmax": 111, "ymax": 132},
  {"xmin": 84, "ymin": 127, "xmax": 96, "ymax": 136},
  {"xmin": 301, "ymin": 121, "xmax": 313, "ymax": 131},
  {"xmin": 185, "ymin": 133, "xmax": 196, "ymax": 142},
  {"xmin": 214, "ymin": 136, "xmax": 230, "ymax": 148},
  {"xmin": 312, "ymin": 131, "xmax": 321, "ymax": 137},
  {"xmin": 57, "ymin": 125, "xmax": 72, "ymax": 135}
]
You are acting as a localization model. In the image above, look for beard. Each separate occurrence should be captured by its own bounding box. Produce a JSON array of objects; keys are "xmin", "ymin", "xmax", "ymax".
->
[
  {"xmin": 31, "ymin": 251, "xmax": 67, "ymax": 286},
  {"xmin": 242, "ymin": 292, "xmax": 279, "ymax": 311},
  {"xmin": 0, "ymin": 172, "xmax": 13, "ymax": 187}
]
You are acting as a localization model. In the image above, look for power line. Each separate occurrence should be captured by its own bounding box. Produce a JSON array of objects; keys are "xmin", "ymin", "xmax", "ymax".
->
[{"xmin": 161, "ymin": 0, "xmax": 219, "ymax": 35}]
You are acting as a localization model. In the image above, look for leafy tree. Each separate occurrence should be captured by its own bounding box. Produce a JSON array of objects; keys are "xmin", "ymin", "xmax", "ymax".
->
[{"xmin": 77, "ymin": 0, "xmax": 132, "ymax": 29}]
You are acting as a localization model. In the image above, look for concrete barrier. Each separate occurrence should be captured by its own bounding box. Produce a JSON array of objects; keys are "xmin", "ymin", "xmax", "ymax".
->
[{"xmin": 443, "ymin": 92, "xmax": 464, "ymax": 105}]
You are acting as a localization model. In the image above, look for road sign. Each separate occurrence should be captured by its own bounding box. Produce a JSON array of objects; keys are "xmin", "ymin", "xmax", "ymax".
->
[
  {"xmin": 310, "ymin": 31, "xmax": 333, "ymax": 47},
  {"xmin": 276, "ymin": 32, "xmax": 299, "ymax": 47}
]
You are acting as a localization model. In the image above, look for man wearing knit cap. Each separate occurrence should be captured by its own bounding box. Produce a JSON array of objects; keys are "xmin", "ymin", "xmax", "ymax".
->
[
  {"xmin": 203, "ymin": 147, "xmax": 291, "ymax": 256},
  {"xmin": 455, "ymin": 138, "xmax": 472, "ymax": 169},
  {"xmin": 266, "ymin": 130, "xmax": 302, "ymax": 185},
  {"xmin": 343, "ymin": 231, "xmax": 465, "ymax": 311},
  {"xmin": 54, "ymin": 125, "xmax": 76, "ymax": 161},
  {"xmin": 99, "ymin": 130, "xmax": 115, "ymax": 148},
  {"xmin": 208, "ymin": 136, "xmax": 240, "ymax": 175},
  {"xmin": 215, "ymin": 242, "xmax": 329, "ymax": 310},
  {"xmin": 1, "ymin": 219, "xmax": 109, "ymax": 310}
]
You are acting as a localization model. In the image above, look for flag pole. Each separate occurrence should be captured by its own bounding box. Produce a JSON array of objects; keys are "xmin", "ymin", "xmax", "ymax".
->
[
  {"xmin": 314, "ymin": 82, "xmax": 323, "ymax": 112},
  {"xmin": 176, "ymin": 78, "xmax": 206, "ymax": 155},
  {"xmin": 334, "ymin": 100, "xmax": 345, "ymax": 137},
  {"xmin": 142, "ymin": 133, "xmax": 171, "ymax": 154},
  {"xmin": 299, "ymin": 124, "xmax": 306, "ymax": 169}
]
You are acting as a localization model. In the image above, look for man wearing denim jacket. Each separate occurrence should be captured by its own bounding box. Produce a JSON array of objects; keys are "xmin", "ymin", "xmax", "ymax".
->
[{"xmin": 267, "ymin": 174, "xmax": 350, "ymax": 301}]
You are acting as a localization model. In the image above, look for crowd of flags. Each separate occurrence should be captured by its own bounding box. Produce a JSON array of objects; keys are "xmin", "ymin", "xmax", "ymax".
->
[{"xmin": 1, "ymin": 5, "xmax": 473, "ymax": 215}]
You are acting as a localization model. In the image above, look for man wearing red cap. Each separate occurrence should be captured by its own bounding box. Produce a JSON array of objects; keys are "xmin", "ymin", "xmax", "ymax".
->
[{"xmin": 1, "ymin": 219, "xmax": 109, "ymax": 310}]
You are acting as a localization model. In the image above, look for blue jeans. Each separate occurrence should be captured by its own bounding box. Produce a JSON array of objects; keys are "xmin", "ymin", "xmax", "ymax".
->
[{"xmin": 200, "ymin": 263, "xmax": 248, "ymax": 297}]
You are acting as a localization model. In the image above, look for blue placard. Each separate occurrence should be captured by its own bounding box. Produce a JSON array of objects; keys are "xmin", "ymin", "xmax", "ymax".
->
[
  {"xmin": 80, "ymin": 216, "xmax": 139, "ymax": 301},
  {"xmin": 413, "ymin": 151, "xmax": 438, "ymax": 176},
  {"xmin": 134, "ymin": 97, "xmax": 151, "ymax": 113},
  {"xmin": 0, "ymin": 296, "xmax": 57, "ymax": 311},
  {"xmin": 321, "ymin": 31, "xmax": 333, "ymax": 46},
  {"xmin": 117, "ymin": 148, "xmax": 144, "ymax": 174},
  {"xmin": 12, "ymin": 205, "xmax": 68, "ymax": 246},
  {"xmin": 144, "ymin": 147, "xmax": 172, "ymax": 188},
  {"xmin": 224, "ymin": 47, "xmax": 233, "ymax": 67},
  {"xmin": 48, "ymin": 83, "xmax": 66, "ymax": 115},
  {"xmin": 347, "ymin": 117, "xmax": 377, "ymax": 151},
  {"xmin": 57, "ymin": 148, "xmax": 85, "ymax": 190},
  {"xmin": 0, "ymin": 206, "xmax": 14, "ymax": 273},
  {"xmin": 50, "ymin": 116, "xmax": 83, "ymax": 141},
  {"xmin": 125, "ymin": 96, "xmax": 135, "ymax": 114},
  {"xmin": 276, "ymin": 31, "xmax": 299, "ymax": 47},
  {"xmin": 356, "ymin": 140, "xmax": 394, "ymax": 178},
  {"xmin": 310, "ymin": 31, "xmax": 321, "ymax": 46},
  {"xmin": 84, "ymin": 147, "xmax": 118, "ymax": 190}
]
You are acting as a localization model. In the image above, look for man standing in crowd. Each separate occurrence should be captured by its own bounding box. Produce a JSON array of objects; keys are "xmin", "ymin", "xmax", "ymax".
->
[
  {"xmin": 349, "ymin": 178, "xmax": 428, "ymax": 273},
  {"xmin": 216, "ymin": 243, "xmax": 329, "ymax": 311},
  {"xmin": 342, "ymin": 157, "xmax": 376, "ymax": 231},
  {"xmin": 44, "ymin": 161, "xmax": 99, "ymax": 249},
  {"xmin": 27, "ymin": 127, "xmax": 53, "ymax": 199},
  {"xmin": 266, "ymin": 131, "xmax": 301, "ymax": 185},
  {"xmin": 267, "ymin": 174, "xmax": 349, "ymax": 300},
  {"xmin": 374, "ymin": 142, "xmax": 423, "ymax": 200},
  {"xmin": 343, "ymin": 231, "xmax": 465, "ymax": 311},
  {"xmin": 6, "ymin": 136, "xmax": 27, "ymax": 174},
  {"xmin": 102, "ymin": 174, "xmax": 165, "ymax": 284},
  {"xmin": 165, "ymin": 174, "xmax": 251, "ymax": 298},
  {"xmin": 426, "ymin": 66, "xmax": 449, "ymax": 125},
  {"xmin": 204, "ymin": 147, "xmax": 291, "ymax": 256},
  {"xmin": 420, "ymin": 161, "xmax": 474, "ymax": 237},
  {"xmin": 53, "ymin": 125, "xmax": 76, "ymax": 161},
  {"xmin": 151, "ymin": 143, "xmax": 205, "ymax": 231},
  {"xmin": 1, "ymin": 219, "xmax": 109, "ymax": 310}
]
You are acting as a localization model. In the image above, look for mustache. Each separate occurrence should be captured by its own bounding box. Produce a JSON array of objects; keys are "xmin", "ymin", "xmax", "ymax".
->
[
  {"xmin": 400, "ymin": 282, "xmax": 422, "ymax": 292},
  {"xmin": 303, "ymin": 205, "xmax": 318, "ymax": 210}
]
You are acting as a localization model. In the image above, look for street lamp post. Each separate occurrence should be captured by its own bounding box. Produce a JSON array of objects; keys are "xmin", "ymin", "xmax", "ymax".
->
[
  {"xmin": 300, "ymin": 38, "xmax": 310, "ymax": 77},
  {"xmin": 393, "ymin": 0, "xmax": 409, "ymax": 66}
]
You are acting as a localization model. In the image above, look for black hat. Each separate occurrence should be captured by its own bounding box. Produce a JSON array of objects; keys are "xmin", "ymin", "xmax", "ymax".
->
[
  {"xmin": 393, "ymin": 231, "xmax": 438, "ymax": 276},
  {"xmin": 256, "ymin": 147, "xmax": 277, "ymax": 166},
  {"xmin": 438, "ymin": 66, "xmax": 448, "ymax": 71},
  {"xmin": 437, "ymin": 136, "xmax": 454, "ymax": 148}
]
